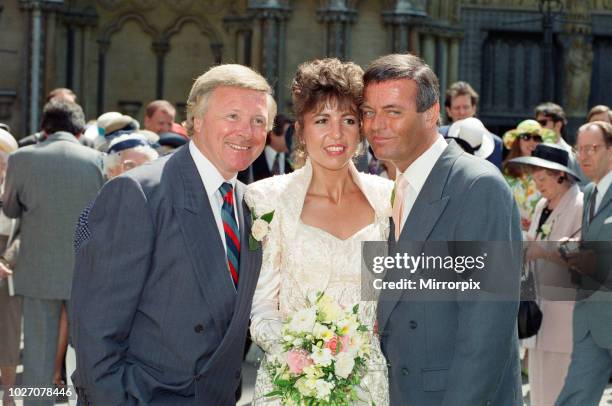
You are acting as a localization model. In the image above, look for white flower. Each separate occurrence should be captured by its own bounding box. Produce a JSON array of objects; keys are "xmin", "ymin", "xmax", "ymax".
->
[
  {"xmin": 314, "ymin": 379, "xmax": 334, "ymax": 400},
  {"xmin": 313, "ymin": 323, "xmax": 334, "ymax": 341},
  {"xmin": 317, "ymin": 296, "xmax": 344, "ymax": 324},
  {"xmin": 540, "ymin": 223, "xmax": 552, "ymax": 239},
  {"xmin": 251, "ymin": 218, "xmax": 269, "ymax": 241},
  {"xmin": 292, "ymin": 338, "xmax": 303, "ymax": 347},
  {"xmin": 295, "ymin": 377, "xmax": 315, "ymax": 397},
  {"xmin": 311, "ymin": 347, "xmax": 333, "ymax": 367},
  {"xmin": 288, "ymin": 307, "xmax": 316, "ymax": 334},
  {"xmin": 337, "ymin": 317, "xmax": 359, "ymax": 336},
  {"xmin": 334, "ymin": 352, "xmax": 355, "ymax": 379}
]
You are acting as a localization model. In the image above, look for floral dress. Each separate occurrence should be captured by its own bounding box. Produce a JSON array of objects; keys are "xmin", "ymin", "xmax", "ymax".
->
[{"xmin": 504, "ymin": 173, "xmax": 541, "ymax": 232}]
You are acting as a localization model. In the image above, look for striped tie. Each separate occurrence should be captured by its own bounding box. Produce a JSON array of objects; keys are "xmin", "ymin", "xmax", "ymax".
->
[{"xmin": 219, "ymin": 182, "xmax": 240, "ymax": 287}]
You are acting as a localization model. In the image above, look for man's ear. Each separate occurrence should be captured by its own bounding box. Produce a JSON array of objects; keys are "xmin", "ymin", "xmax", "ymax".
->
[
  {"xmin": 445, "ymin": 106, "xmax": 452, "ymax": 120},
  {"xmin": 193, "ymin": 116, "xmax": 202, "ymax": 132},
  {"xmin": 424, "ymin": 102, "xmax": 440, "ymax": 129}
]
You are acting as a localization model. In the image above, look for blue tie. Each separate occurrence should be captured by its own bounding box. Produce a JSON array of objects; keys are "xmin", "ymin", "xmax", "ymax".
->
[{"xmin": 219, "ymin": 183, "xmax": 240, "ymax": 287}]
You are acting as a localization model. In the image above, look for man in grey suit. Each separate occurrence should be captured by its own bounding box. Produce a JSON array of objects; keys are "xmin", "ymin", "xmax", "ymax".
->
[
  {"xmin": 556, "ymin": 121, "xmax": 612, "ymax": 405},
  {"xmin": 2, "ymin": 100, "xmax": 104, "ymax": 405},
  {"xmin": 361, "ymin": 54, "xmax": 523, "ymax": 405},
  {"xmin": 70, "ymin": 64, "xmax": 274, "ymax": 405}
]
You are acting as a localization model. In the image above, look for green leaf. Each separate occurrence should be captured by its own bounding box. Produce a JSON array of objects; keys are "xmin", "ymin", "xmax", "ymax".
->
[
  {"xmin": 390, "ymin": 185, "xmax": 396, "ymax": 207},
  {"xmin": 265, "ymin": 390, "xmax": 284, "ymax": 397},
  {"xmin": 261, "ymin": 210, "xmax": 275, "ymax": 223},
  {"xmin": 249, "ymin": 235, "xmax": 259, "ymax": 251},
  {"xmin": 352, "ymin": 304, "xmax": 359, "ymax": 314},
  {"xmin": 357, "ymin": 325, "xmax": 368, "ymax": 332}
]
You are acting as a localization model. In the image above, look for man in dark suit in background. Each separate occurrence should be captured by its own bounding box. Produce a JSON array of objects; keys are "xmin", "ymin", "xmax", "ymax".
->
[
  {"xmin": 239, "ymin": 113, "xmax": 293, "ymax": 183},
  {"xmin": 71, "ymin": 64, "xmax": 274, "ymax": 405}
]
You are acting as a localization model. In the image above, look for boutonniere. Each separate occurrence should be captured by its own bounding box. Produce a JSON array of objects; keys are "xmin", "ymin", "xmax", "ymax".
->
[
  {"xmin": 538, "ymin": 221, "xmax": 553, "ymax": 240},
  {"xmin": 249, "ymin": 210, "xmax": 275, "ymax": 250},
  {"xmin": 390, "ymin": 184, "xmax": 396, "ymax": 208}
]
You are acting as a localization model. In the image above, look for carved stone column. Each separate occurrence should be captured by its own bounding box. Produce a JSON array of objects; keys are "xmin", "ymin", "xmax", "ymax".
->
[
  {"xmin": 96, "ymin": 39, "xmax": 110, "ymax": 116},
  {"xmin": 152, "ymin": 41, "xmax": 170, "ymax": 99},
  {"xmin": 249, "ymin": 0, "xmax": 291, "ymax": 99},
  {"xmin": 448, "ymin": 37, "xmax": 460, "ymax": 85},
  {"xmin": 316, "ymin": 1, "xmax": 358, "ymax": 60},
  {"xmin": 60, "ymin": 8, "xmax": 98, "ymax": 97},
  {"xmin": 382, "ymin": 0, "xmax": 427, "ymax": 53}
]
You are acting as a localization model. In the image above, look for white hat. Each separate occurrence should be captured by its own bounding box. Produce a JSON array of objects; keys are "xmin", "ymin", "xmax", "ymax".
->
[
  {"xmin": 97, "ymin": 112, "xmax": 134, "ymax": 136},
  {"xmin": 0, "ymin": 128, "xmax": 18, "ymax": 153},
  {"xmin": 447, "ymin": 117, "xmax": 495, "ymax": 159}
]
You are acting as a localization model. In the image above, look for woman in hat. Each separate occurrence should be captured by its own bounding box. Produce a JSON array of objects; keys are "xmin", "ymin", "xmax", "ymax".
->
[
  {"xmin": 0, "ymin": 128, "xmax": 20, "ymax": 406},
  {"xmin": 503, "ymin": 119, "xmax": 557, "ymax": 232},
  {"xmin": 511, "ymin": 143, "xmax": 583, "ymax": 406}
]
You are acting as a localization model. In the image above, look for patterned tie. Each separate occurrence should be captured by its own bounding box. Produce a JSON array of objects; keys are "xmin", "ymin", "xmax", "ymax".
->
[
  {"xmin": 392, "ymin": 175, "xmax": 409, "ymax": 241},
  {"xmin": 219, "ymin": 182, "xmax": 240, "ymax": 287},
  {"xmin": 271, "ymin": 153, "xmax": 281, "ymax": 176}
]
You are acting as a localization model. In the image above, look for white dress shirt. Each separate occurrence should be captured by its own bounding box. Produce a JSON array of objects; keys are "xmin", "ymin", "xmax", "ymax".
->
[
  {"xmin": 189, "ymin": 141, "xmax": 239, "ymax": 255},
  {"xmin": 264, "ymin": 145, "xmax": 285, "ymax": 174},
  {"xmin": 595, "ymin": 170, "xmax": 612, "ymax": 213},
  {"xmin": 396, "ymin": 135, "xmax": 448, "ymax": 227}
]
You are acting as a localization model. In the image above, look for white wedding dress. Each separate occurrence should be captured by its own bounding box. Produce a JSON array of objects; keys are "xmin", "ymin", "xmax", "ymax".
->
[{"xmin": 245, "ymin": 159, "xmax": 392, "ymax": 406}]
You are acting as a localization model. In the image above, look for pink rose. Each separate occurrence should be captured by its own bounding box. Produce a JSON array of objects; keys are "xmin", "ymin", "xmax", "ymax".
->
[
  {"xmin": 325, "ymin": 336, "xmax": 340, "ymax": 354},
  {"xmin": 286, "ymin": 349, "xmax": 313, "ymax": 375}
]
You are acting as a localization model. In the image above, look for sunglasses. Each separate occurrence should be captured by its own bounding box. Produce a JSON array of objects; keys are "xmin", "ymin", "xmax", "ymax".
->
[{"xmin": 519, "ymin": 133, "xmax": 543, "ymax": 142}]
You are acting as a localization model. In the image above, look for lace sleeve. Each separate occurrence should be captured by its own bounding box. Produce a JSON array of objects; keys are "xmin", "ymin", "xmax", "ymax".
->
[{"xmin": 246, "ymin": 184, "xmax": 284, "ymax": 355}]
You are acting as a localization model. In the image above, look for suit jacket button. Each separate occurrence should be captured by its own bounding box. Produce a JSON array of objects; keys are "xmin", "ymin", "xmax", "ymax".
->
[
  {"xmin": 195, "ymin": 374, "xmax": 202, "ymax": 381},
  {"xmin": 194, "ymin": 324, "xmax": 204, "ymax": 333},
  {"xmin": 401, "ymin": 367, "xmax": 409, "ymax": 376},
  {"xmin": 409, "ymin": 320, "xmax": 417, "ymax": 329}
]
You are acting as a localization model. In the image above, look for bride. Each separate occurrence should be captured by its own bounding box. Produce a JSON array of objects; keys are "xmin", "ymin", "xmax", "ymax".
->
[{"xmin": 245, "ymin": 58, "xmax": 392, "ymax": 405}]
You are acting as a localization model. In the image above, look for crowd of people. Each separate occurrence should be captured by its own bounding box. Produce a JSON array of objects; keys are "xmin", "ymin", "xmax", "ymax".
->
[{"xmin": 0, "ymin": 53, "xmax": 610, "ymax": 406}]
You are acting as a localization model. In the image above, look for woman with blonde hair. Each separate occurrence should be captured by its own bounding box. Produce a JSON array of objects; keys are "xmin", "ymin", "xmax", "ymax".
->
[{"xmin": 246, "ymin": 58, "xmax": 391, "ymax": 405}]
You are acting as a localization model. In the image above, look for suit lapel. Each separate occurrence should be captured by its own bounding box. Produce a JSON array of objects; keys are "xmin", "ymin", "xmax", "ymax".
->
[
  {"xmin": 174, "ymin": 147, "xmax": 237, "ymax": 336},
  {"xmin": 587, "ymin": 184, "xmax": 612, "ymax": 238},
  {"xmin": 378, "ymin": 142, "xmax": 459, "ymax": 332}
]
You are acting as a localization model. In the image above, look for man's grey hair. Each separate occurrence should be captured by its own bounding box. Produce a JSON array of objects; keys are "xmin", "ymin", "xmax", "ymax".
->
[
  {"xmin": 363, "ymin": 53, "xmax": 440, "ymax": 113},
  {"xmin": 185, "ymin": 64, "xmax": 277, "ymax": 136}
]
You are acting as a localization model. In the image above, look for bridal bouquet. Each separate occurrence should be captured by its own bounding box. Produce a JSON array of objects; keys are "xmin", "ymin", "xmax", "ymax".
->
[{"xmin": 265, "ymin": 293, "xmax": 372, "ymax": 405}]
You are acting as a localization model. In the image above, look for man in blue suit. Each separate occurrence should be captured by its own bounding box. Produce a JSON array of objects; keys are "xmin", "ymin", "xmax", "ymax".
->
[
  {"xmin": 71, "ymin": 64, "xmax": 275, "ymax": 405},
  {"xmin": 363, "ymin": 54, "xmax": 522, "ymax": 406},
  {"xmin": 438, "ymin": 81, "xmax": 503, "ymax": 170},
  {"xmin": 556, "ymin": 121, "xmax": 612, "ymax": 405}
]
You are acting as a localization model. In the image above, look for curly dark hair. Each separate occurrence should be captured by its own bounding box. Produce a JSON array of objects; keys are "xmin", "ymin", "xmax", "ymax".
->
[{"xmin": 290, "ymin": 58, "xmax": 364, "ymax": 166}]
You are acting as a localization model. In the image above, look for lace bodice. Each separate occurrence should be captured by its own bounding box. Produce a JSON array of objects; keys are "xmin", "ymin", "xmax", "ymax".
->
[{"xmin": 245, "ymin": 160, "xmax": 392, "ymax": 405}]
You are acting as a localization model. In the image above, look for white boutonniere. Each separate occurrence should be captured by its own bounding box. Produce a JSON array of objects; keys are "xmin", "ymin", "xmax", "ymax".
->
[
  {"xmin": 539, "ymin": 221, "xmax": 553, "ymax": 240},
  {"xmin": 249, "ymin": 210, "xmax": 275, "ymax": 250}
]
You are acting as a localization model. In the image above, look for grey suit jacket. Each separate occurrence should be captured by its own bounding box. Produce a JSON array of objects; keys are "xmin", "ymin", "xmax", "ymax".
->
[
  {"xmin": 70, "ymin": 145, "xmax": 262, "ymax": 405},
  {"xmin": 2, "ymin": 132, "xmax": 104, "ymax": 299},
  {"xmin": 377, "ymin": 141, "xmax": 523, "ymax": 406},
  {"xmin": 573, "ymin": 181, "xmax": 612, "ymax": 349}
]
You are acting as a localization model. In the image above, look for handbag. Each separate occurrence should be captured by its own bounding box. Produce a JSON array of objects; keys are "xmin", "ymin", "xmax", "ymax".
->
[{"xmin": 517, "ymin": 260, "xmax": 542, "ymax": 339}]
